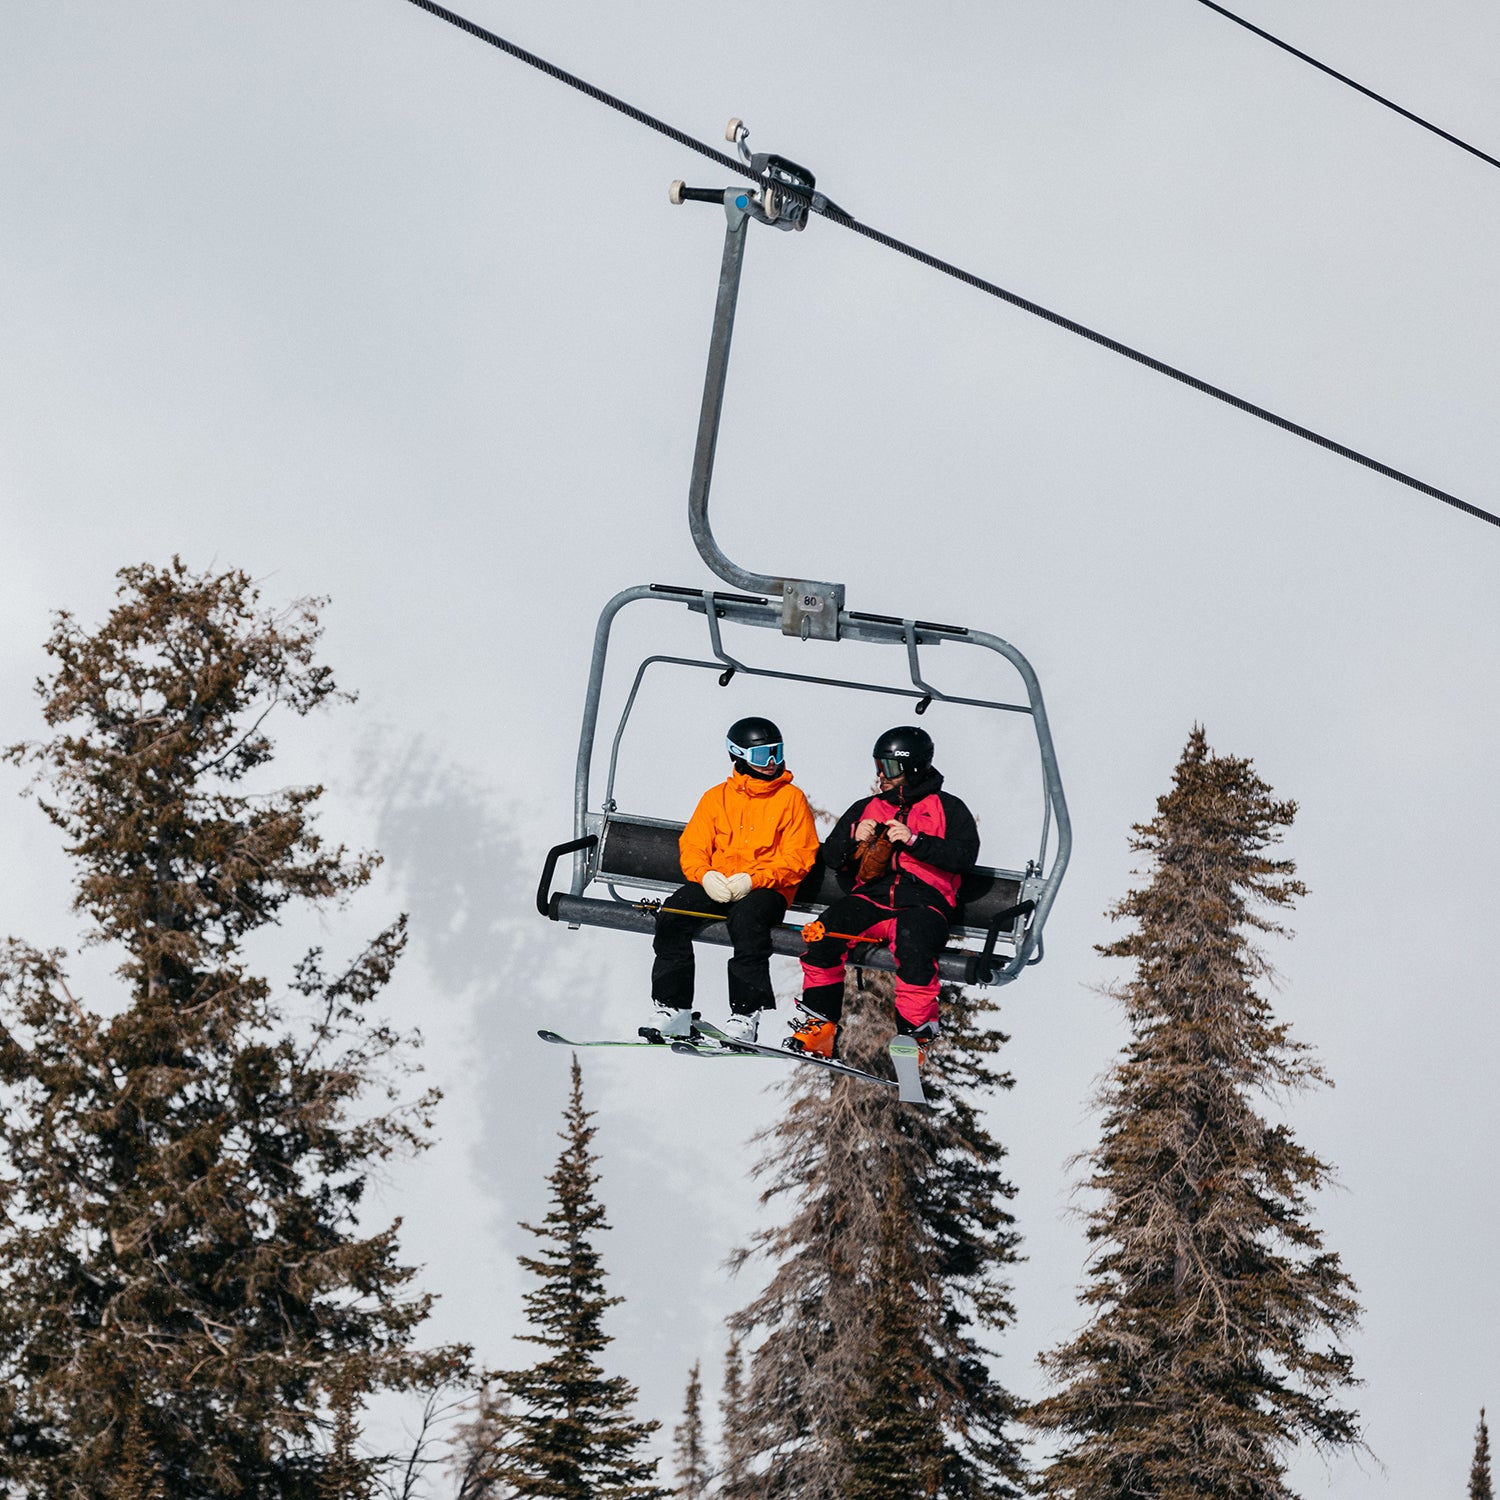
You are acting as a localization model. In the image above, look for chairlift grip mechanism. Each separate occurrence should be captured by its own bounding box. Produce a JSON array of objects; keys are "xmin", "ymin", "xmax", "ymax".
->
[{"xmin": 675, "ymin": 121, "xmax": 845, "ymax": 641}]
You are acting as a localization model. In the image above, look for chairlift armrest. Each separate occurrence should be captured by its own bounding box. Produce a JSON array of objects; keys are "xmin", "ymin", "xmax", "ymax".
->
[
  {"xmin": 973, "ymin": 899, "xmax": 1036, "ymax": 985},
  {"xmin": 537, "ymin": 835, "xmax": 599, "ymax": 918}
]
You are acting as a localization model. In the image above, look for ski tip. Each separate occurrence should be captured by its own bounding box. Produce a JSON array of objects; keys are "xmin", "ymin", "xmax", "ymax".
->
[
  {"xmin": 888, "ymin": 1037, "xmax": 930, "ymax": 1107},
  {"xmin": 537, "ymin": 1029, "xmax": 565, "ymax": 1044}
]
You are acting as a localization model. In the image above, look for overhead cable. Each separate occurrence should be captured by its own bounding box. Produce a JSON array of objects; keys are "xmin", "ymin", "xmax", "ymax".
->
[
  {"xmin": 1193, "ymin": 0, "xmax": 1500, "ymax": 174},
  {"xmin": 400, "ymin": 0, "xmax": 1500, "ymax": 532}
]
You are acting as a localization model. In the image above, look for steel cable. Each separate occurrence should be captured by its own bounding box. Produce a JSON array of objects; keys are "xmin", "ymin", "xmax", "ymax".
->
[
  {"xmin": 1193, "ymin": 0, "xmax": 1500, "ymax": 175},
  {"xmin": 401, "ymin": 0, "xmax": 1500, "ymax": 531}
]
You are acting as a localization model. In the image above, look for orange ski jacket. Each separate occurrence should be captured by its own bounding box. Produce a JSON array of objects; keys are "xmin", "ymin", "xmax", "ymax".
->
[{"xmin": 678, "ymin": 769, "xmax": 820, "ymax": 904}]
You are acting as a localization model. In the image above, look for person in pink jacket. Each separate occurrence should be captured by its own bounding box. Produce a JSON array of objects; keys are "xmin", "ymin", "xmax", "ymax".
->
[{"xmin": 788, "ymin": 725, "xmax": 979, "ymax": 1061}]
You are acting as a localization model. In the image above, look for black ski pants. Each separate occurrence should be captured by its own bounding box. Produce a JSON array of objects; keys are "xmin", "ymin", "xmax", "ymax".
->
[{"xmin": 651, "ymin": 882, "xmax": 789, "ymax": 1012}]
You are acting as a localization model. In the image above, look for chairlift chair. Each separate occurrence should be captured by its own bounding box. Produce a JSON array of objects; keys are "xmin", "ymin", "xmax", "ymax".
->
[{"xmin": 537, "ymin": 123, "xmax": 1071, "ymax": 989}]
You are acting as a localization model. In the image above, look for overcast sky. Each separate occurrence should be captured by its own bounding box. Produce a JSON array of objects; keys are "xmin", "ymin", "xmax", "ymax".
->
[{"xmin": 4, "ymin": 2, "xmax": 1498, "ymax": 1493}]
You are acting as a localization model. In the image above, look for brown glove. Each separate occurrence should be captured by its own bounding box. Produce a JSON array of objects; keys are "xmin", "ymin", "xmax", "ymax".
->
[{"xmin": 855, "ymin": 829, "xmax": 895, "ymax": 884}]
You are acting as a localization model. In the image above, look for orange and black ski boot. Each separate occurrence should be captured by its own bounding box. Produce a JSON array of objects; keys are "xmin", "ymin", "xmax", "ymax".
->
[
  {"xmin": 910, "ymin": 1020, "xmax": 940, "ymax": 1067},
  {"xmin": 784, "ymin": 1008, "xmax": 838, "ymax": 1059}
]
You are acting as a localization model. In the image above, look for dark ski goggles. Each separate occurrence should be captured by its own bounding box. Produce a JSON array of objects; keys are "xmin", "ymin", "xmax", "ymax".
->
[
  {"xmin": 727, "ymin": 737, "xmax": 784, "ymax": 768},
  {"xmin": 875, "ymin": 756, "xmax": 910, "ymax": 778}
]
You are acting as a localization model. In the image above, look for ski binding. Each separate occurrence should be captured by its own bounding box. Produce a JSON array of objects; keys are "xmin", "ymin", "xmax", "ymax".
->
[{"xmin": 680, "ymin": 1019, "xmax": 899, "ymax": 1093}]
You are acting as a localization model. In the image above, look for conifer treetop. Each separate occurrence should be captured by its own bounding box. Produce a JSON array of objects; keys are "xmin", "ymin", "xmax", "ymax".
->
[
  {"xmin": 1032, "ymin": 726, "xmax": 1362, "ymax": 1500},
  {"xmin": 1472, "ymin": 1407, "xmax": 1493, "ymax": 1500},
  {"xmin": 487, "ymin": 1057, "xmax": 669, "ymax": 1499},
  {"xmin": 6, "ymin": 557, "xmax": 371, "ymax": 983},
  {"xmin": 672, "ymin": 1359, "xmax": 713, "ymax": 1500}
]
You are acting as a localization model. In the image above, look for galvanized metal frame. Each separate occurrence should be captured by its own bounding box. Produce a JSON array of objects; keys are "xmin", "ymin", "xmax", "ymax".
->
[
  {"xmin": 566, "ymin": 583, "xmax": 1071, "ymax": 984},
  {"xmin": 548, "ymin": 142, "xmax": 1071, "ymax": 987}
]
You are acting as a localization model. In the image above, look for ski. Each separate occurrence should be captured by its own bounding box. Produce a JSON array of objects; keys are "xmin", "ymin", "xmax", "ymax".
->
[
  {"xmin": 681, "ymin": 1020, "xmax": 898, "ymax": 1092},
  {"xmin": 887, "ymin": 1035, "xmax": 930, "ymax": 1106},
  {"xmin": 536, "ymin": 1028, "xmax": 736, "ymax": 1055}
]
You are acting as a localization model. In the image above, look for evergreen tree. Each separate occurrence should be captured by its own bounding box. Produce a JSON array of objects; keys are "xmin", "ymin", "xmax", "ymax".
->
[
  {"xmin": 446, "ymin": 1383, "xmax": 511, "ymax": 1500},
  {"xmin": 841, "ymin": 1162, "xmax": 948, "ymax": 1499},
  {"xmin": 724, "ymin": 970, "xmax": 1026, "ymax": 1499},
  {"xmin": 0, "ymin": 560, "xmax": 464, "ymax": 1497},
  {"xmin": 672, "ymin": 1360, "xmax": 713, "ymax": 1499},
  {"xmin": 717, "ymin": 1335, "xmax": 754, "ymax": 1500},
  {"xmin": 322, "ymin": 1364, "xmax": 374, "ymax": 1500},
  {"xmin": 486, "ymin": 1056, "xmax": 669, "ymax": 1499},
  {"xmin": 1472, "ymin": 1408, "xmax": 1493, "ymax": 1500},
  {"xmin": 114, "ymin": 1404, "xmax": 166, "ymax": 1500},
  {"xmin": 1031, "ymin": 726, "xmax": 1362, "ymax": 1499}
]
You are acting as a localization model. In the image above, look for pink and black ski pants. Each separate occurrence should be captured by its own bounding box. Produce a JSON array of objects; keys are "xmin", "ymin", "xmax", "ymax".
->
[{"xmin": 799, "ymin": 893, "xmax": 948, "ymax": 1030}]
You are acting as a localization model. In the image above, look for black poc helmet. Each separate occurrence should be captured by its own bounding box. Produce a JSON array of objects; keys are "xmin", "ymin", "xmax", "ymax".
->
[
  {"xmin": 727, "ymin": 716, "xmax": 785, "ymax": 778},
  {"xmin": 873, "ymin": 725, "xmax": 933, "ymax": 780}
]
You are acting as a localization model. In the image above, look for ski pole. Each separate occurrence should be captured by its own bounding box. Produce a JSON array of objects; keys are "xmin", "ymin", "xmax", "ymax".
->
[
  {"xmin": 632, "ymin": 900, "xmax": 731, "ymax": 923},
  {"xmin": 631, "ymin": 900, "xmax": 869, "ymax": 945}
]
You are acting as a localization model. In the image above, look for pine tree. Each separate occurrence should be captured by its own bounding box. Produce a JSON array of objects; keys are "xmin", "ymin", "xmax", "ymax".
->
[
  {"xmin": 1030, "ymin": 726, "xmax": 1362, "ymax": 1499},
  {"xmin": 841, "ymin": 1161, "xmax": 948, "ymax": 1499},
  {"xmin": 1472, "ymin": 1408, "xmax": 1494, "ymax": 1500},
  {"xmin": 724, "ymin": 969, "xmax": 1026, "ymax": 1499},
  {"xmin": 446, "ymin": 1383, "xmax": 511, "ymax": 1500},
  {"xmin": 322, "ymin": 1363, "xmax": 374, "ymax": 1500},
  {"xmin": 717, "ymin": 1334, "xmax": 754, "ymax": 1500},
  {"xmin": 0, "ymin": 560, "xmax": 465, "ymax": 1497},
  {"xmin": 486, "ymin": 1056, "xmax": 669, "ymax": 1499},
  {"xmin": 672, "ymin": 1360, "xmax": 713, "ymax": 1499},
  {"xmin": 113, "ymin": 1403, "xmax": 166, "ymax": 1500}
]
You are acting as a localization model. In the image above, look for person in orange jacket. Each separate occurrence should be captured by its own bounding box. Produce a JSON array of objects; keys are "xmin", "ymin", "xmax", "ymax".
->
[{"xmin": 651, "ymin": 716, "xmax": 820, "ymax": 1045}]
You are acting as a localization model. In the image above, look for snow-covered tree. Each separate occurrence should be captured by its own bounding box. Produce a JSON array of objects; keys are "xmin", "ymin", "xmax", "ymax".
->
[
  {"xmin": 1031, "ymin": 726, "xmax": 1362, "ymax": 1499},
  {"xmin": 724, "ymin": 970, "xmax": 1025, "ymax": 1498}
]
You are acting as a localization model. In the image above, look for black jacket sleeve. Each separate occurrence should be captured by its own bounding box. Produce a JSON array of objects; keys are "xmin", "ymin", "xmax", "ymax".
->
[
  {"xmin": 821, "ymin": 797, "xmax": 874, "ymax": 873},
  {"xmin": 904, "ymin": 793, "xmax": 980, "ymax": 873}
]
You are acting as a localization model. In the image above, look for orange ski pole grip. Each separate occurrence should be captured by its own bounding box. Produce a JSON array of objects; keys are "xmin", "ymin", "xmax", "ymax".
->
[{"xmin": 800, "ymin": 919, "xmax": 867, "ymax": 944}]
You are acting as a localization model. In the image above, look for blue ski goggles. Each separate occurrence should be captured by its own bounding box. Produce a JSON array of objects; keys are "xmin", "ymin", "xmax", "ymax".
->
[{"xmin": 727, "ymin": 737, "xmax": 784, "ymax": 768}]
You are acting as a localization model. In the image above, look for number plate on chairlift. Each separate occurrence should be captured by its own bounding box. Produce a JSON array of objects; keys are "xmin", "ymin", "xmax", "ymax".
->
[{"xmin": 782, "ymin": 580, "xmax": 845, "ymax": 641}]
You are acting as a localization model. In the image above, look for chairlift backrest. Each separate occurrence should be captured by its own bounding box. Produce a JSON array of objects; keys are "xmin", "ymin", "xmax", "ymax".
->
[{"xmin": 590, "ymin": 812, "xmax": 1027, "ymax": 939}]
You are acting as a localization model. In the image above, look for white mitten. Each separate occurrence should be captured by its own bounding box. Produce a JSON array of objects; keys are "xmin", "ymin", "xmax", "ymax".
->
[
  {"xmin": 702, "ymin": 870, "xmax": 733, "ymax": 903},
  {"xmin": 725, "ymin": 872, "xmax": 754, "ymax": 901}
]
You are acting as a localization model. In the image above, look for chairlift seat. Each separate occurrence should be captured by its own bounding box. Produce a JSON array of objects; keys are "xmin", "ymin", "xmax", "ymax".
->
[{"xmin": 539, "ymin": 812, "xmax": 1035, "ymax": 987}]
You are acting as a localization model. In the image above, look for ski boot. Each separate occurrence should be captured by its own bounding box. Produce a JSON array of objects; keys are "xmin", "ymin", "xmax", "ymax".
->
[
  {"xmin": 909, "ymin": 1020, "xmax": 940, "ymax": 1067},
  {"xmin": 784, "ymin": 1007, "xmax": 838, "ymax": 1059},
  {"xmin": 643, "ymin": 1003, "xmax": 696, "ymax": 1042},
  {"xmin": 720, "ymin": 1010, "xmax": 760, "ymax": 1045}
]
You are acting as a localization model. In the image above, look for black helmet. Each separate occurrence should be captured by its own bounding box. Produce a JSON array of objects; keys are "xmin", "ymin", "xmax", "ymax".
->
[
  {"xmin": 872, "ymin": 725, "xmax": 933, "ymax": 780},
  {"xmin": 727, "ymin": 716, "xmax": 785, "ymax": 778}
]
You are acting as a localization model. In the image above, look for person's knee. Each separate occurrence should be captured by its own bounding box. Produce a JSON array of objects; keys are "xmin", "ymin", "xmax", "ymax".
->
[
  {"xmin": 894, "ymin": 932, "xmax": 944, "ymax": 983},
  {"xmin": 727, "ymin": 890, "xmax": 784, "ymax": 932},
  {"xmin": 728, "ymin": 899, "xmax": 773, "ymax": 927},
  {"xmin": 654, "ymin": 911, "xmax": 699, "ymax": 951}
]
